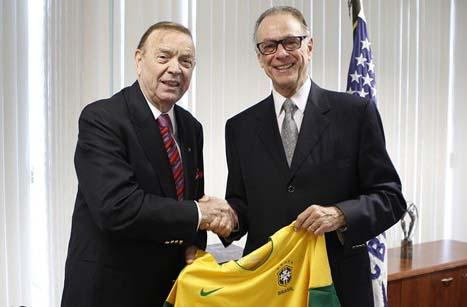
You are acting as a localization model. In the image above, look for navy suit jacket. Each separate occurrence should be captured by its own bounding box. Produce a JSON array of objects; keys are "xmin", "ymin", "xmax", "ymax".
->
[
  {"xmin": 223, "ymin": 80, "xmax": 406, "ymax": 307},
  {"xmin": 61, "ymin": 81, "xmax": 206, "ymax": 307}
]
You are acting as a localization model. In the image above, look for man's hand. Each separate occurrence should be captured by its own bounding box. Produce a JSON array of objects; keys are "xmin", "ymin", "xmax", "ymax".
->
[
  {"xmin": 185, "ymin": 245, "xmax": 199, "ymax": 264},
  {"xmin": 198, "ymin": 195, "xmax": 237, "ymax": 238},
  {"xmin": 295, "ymin": 205, "xmax": 346, "ymax": 236}
]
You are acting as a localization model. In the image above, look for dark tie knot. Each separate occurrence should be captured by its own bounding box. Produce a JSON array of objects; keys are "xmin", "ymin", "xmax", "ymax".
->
[
  {"xmin": 282, "ymin": 99, "xmax": 298, "ymax": 116},
  {"xmin": 157, "ymin": 113, "xmax": 173, "ymax": 133}
]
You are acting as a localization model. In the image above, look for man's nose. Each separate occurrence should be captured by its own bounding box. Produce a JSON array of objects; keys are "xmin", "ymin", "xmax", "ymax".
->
[
  {"xmin": 167, "ymin": 59, "xmax": 182, "ymax": 74},
  {"xmin": 275, "ymin": 43, "xmax": 289, "ymax": 58}
]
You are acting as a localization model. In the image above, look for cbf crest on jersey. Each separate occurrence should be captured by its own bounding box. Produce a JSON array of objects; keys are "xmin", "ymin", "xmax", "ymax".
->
[{"xmin": 277, "ymin": 261, "xmax": 293, "ymax": 286}]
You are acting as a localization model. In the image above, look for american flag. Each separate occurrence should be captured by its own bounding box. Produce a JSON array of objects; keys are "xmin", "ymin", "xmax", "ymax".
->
[
  {"xmin": 346, "ymin": 1, "xmax": 388, "ymax": 307},
  {"xmin": 346, "ymin": 2, "xmax": 376, "ymax": 99}
]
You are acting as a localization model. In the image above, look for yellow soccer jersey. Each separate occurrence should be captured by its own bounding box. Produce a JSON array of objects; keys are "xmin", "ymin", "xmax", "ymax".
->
[{"xmin": 163, "ymin": 223, "xmax": 340, "ymax": 307}]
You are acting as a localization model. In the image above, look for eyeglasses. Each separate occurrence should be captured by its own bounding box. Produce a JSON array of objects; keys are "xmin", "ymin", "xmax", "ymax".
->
[{"xmin": 256, "ymin": 35, "xmax": 308, "ymax": 55}]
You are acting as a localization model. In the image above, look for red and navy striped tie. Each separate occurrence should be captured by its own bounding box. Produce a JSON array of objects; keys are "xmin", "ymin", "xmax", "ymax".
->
[{"xmin": 157, "ymin": 114, "xmax": 184, "ymax": 200}]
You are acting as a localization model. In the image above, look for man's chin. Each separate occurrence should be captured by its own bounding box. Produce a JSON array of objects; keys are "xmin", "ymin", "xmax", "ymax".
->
[
  {"xmin": 159, "ymin": 93, "xmax": 183, "ymax": 104},
  {"xmin": 273, "ymin": 79, "xmax": 299, "ymax": 92},
  {"xmin": 272, "ymin": 74, "xmax": 297, "ymax": 84}
]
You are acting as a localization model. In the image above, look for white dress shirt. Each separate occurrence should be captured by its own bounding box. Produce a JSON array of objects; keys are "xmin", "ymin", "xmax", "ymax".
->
[
  {"xmin": 146, "ymin": 100, "xmax": 179, "ymax": 142},
  {"xmin": 272, "ymin": 78, "xmax": 311, "ymax": 133}
]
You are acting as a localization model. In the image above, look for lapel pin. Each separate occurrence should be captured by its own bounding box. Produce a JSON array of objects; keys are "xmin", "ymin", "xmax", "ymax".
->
[{"xmin": 195, "ymin": 169, "xmax": 203, "ymax": 180}]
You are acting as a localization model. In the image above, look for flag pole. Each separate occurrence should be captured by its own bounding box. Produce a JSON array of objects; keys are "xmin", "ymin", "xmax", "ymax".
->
[{"xmin": 349, "ymin": 0, "xmax": 361, "ymax": 24}]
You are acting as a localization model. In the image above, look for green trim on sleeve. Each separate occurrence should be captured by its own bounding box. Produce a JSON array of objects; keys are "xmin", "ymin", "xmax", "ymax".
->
[
  {"xmin": 162, "ymin": 301, "xmax": 174, "ymax": 307},
  {"xmin": 308, "ymin": 284, "xmax": 341, "ymax": 307}
]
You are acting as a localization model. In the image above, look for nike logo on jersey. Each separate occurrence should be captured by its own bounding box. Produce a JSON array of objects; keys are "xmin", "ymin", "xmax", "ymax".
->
[{"xmin": 200, "ymin": 287, "xmax": 223, "ymax": 296}]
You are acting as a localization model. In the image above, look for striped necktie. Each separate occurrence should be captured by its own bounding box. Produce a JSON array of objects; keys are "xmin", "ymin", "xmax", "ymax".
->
[{"xmin": 157, "ymin": 114, "xmax": 184, "ymax": 200}]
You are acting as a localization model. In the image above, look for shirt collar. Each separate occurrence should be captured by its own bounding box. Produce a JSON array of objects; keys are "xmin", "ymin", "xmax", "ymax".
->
[
  {"xmin": 143, "ymin": 94, "xmax": 177, "ymax": 134},
  {"xmin": 272, "ymin": 78, "xmax": 311, "ymax": 117}
]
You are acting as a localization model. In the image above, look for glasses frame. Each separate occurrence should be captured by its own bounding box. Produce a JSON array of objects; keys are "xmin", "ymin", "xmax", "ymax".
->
[{"xmin": 256, "ymin": 35, "xmax": 308, "ymax": 55}]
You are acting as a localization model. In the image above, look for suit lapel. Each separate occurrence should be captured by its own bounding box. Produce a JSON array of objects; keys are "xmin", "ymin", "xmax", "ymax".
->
[
  {"xmin": 289, "ymin": 81, "xmax": 331, "ymax": 177},
  {"xmin": 174, "ymin": 106, "xmax": 195, "ymax": 200},
  {"xmin": 126, "ymin": 81, "xmax": 177, "ymax": 199},
  {"xmin": 255, "ymin": 96, "xmax": 290, "ymax": 177}
]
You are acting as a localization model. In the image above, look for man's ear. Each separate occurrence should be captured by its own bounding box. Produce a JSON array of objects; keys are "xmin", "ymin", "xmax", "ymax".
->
[
  {"xmin": 257, "ymin": 51, "xmax": 264, "ymax": 69},
  {"xmin": 135, "ymin": 49, "xmax": 143, "ymax": 76},
  {"xmin": 307, "ymin": 38, "xmax": 313, "ymax": 55}
]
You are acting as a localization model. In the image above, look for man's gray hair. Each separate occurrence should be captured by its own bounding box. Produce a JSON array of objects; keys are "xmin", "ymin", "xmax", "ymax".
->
[{"xmin": 253, "ymin": 6, "xmax": 310, "ymax": 43}]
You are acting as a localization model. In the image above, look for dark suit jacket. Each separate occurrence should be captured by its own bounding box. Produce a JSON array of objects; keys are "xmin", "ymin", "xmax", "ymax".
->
[
  {"xmin": 61, "ymin": 81, "xmax": 205, "ymax": 307},
  {"xmin": 223, "ymin": 80, "xmax": 406, "ymax": 307}
]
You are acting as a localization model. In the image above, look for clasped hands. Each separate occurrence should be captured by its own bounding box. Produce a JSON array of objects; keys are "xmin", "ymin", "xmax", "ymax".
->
[
  {"xmin": 197, "ymin": 195, "xmax": 237, "ymax": 238},
  {"xmin": 186, "ymin": 195, "xmax": 237, "ymax": 264}
]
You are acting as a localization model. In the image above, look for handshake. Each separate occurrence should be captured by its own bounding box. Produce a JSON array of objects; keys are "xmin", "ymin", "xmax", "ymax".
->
[{"xmin": 197, "ymin": 195, "xmax": 238, "ymax": 238}]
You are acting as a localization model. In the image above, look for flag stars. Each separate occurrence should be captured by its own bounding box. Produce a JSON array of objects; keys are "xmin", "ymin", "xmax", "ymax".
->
[
  {"xmin": 346, "ymin": 20, "xmax": 378, "ymax": 102},
  {"xmin": 362, "ymin": 74, "xmax": 373, "ymax": 87},
  {"xmin": 367, "ymin": 60, "xmax": 375, "ymax": 72},
  {"xmin": 361, "ymin": 38, "xmax": 371, "ymax": 51},
  {"xmin": 357, "ymin": 88, "xmax": 368, "ymax": 98},
  {"xmin": 350, "ymin": 71, "xmax": 362, "ymax": 83},
  {"xmin": 355, "ymin": 53, "xmax": 367, "ymax": 66}
]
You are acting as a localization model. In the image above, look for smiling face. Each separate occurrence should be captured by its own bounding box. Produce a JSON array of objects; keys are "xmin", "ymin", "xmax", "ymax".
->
[
  {"xmin": 256, "ymin": 13, "xmax": 313, "ymax": 97},
  {"xmin": 135, "ymin": 29, "xmax": 195, "ymax": 112}
]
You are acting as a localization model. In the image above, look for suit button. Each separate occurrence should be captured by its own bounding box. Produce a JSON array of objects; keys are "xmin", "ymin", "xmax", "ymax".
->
[{"xmin": 287, "ymin": 185, "xmax": 295, "ymax": 193}]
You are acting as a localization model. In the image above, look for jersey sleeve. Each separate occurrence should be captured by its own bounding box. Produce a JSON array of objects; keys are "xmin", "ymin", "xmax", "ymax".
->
[
  {"xmin": 162, "ymin": 279, "xmax": 178, "ymax": 307},
  {"xmin": 308, "ymin": 235, "xmax": 341, "ymax": 307}
]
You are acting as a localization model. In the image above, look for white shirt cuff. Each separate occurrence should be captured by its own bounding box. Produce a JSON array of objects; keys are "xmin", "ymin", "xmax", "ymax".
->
[{"xmin": 194, "ymin": 200, "xmax": 202, "ymax": 230}]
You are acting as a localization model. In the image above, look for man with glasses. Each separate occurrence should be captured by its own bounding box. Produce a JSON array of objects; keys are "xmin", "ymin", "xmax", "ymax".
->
[{"xmin": 222, "ymin": 6, "xmax": 406, "ymax": 307}]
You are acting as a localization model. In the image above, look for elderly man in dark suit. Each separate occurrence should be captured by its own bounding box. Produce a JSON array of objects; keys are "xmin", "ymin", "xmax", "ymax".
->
[
  {"xmin": 222, "ymin": 7, "xmax": 406, "ymax": 307},
  {"xmin": 61, "ymin": 22, "xmax": 234, "ymax": 307}
]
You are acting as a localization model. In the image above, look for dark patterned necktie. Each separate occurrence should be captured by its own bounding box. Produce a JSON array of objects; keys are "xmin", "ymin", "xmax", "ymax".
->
[
  {"xmin": 157, "ymin": 114, "xmax": 184, "ymax": 200},
  {"xmin": 281, "ymin": 99, "xmax": 298, "ymax": 166}
]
